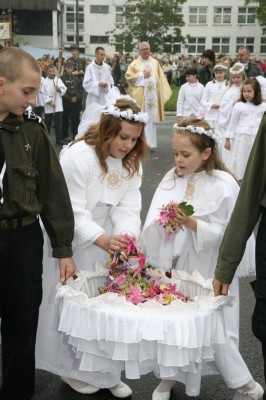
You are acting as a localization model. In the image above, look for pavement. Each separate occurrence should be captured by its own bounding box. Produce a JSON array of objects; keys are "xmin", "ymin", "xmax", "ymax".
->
[{"xmin": 1, "ymin": 116, "xmax": 264, "ymax": 399}]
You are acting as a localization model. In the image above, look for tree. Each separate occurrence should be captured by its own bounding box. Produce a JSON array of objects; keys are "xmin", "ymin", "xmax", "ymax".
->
[
  {"xmin": 245, "ymin": 0, "xmax": 266, "ymax": 33},
  {"xmin": 106, "ymin": 0, "xmax": 187, "ymax": 53}
]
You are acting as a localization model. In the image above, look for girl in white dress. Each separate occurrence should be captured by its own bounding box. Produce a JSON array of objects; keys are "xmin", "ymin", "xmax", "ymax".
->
[
  {"xmin": 140, "ymin": 118, "xmax": 263, "ymax": 400},
  {"xmin": 225, "ymin": 77, "xmax": 266, "ymax": 181},
  {"xmin": 200, "ymin": 63, "xmax": 229, "ymax": 150},
  {"xmin": 219, "ymin": 62, "xmax": 246, "ymax": 163},
  {"xmin": 35, "ymin": 97, "xmax": 149, "ymax": 398}
]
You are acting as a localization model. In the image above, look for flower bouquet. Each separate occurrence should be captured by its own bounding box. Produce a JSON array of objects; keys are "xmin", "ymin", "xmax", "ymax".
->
[
  {"xmin": 99, "ymin": 234, "xmax": 193, "ymax": 305},
  {"xmin": 156, "ymin": 201, "xmax": 194, "ymax": 240}
]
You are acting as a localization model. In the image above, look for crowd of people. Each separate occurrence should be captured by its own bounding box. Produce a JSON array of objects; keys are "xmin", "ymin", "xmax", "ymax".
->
[{"xmin": 0, "ymin": 43, "xmax": 266, "ymax": 400}]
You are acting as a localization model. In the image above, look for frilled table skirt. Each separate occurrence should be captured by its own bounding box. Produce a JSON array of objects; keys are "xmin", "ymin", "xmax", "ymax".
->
[{"xmin": 55, "ymin": 269, "xmax": 234, "ymax": 379}]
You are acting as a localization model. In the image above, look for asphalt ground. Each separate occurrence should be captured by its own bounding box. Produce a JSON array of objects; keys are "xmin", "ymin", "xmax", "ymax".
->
[{"xmin": 1, "ymin": 116, "xmax": 264, "ymax": 400}]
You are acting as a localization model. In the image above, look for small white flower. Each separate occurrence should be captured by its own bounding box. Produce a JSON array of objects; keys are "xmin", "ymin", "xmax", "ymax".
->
[
  {"xmin": 120, "ymin": 111, "xmax": 128, "ymax": 118},
  {"xmin": 173, "ymin": 124, "xmax": 216, "ymax": 141}
]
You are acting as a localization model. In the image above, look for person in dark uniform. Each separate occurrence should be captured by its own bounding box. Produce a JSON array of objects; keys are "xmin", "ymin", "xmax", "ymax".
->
[
  {"xmin": 214, "ymin": 113, "xmax": 266, "ymax": 400},
  {"xmin": 68, "ymin": 44, "xmax": 86, "ymax": 83},
  {"xmin": 69, "ymin": 44, "xmax": 87, "ymax": 111},
  {"xmin": 61, "ymin": 60, "xmax": 83, "ymax": 140},
  {"xmin": 0, "ymin": 47, "xmax": 76, "ymax": 400}
]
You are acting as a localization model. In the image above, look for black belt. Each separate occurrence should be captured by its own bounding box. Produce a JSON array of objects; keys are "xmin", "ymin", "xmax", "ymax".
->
[{"xmin": 0, "ymin": 216, "xmax": 37, "ymax": 231}]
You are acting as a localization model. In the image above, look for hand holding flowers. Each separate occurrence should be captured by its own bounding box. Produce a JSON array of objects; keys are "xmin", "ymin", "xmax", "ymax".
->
[
  {"xmin": 156, "ymin": 201, "xmax": 194, "ymax": 240},
  {"xmin": 99, "ymin": 234, "xmax": 193, "ymax": 305}
]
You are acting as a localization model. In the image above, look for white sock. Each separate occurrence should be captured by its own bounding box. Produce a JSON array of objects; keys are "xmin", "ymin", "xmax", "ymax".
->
[
  {"xmin": 233, "ymin": 380, "xmax": 257, "ymax": 400},
  {"xmin": 111, "ymin": 382, "xmax": 128, "ymax": 389},
  {"xmin": 156, "ymin": 380, "xmax": 175, "ymax": 393},
  {"xmin": 67, "ymin": 377, "xmax": 94, "ymax": 390}
]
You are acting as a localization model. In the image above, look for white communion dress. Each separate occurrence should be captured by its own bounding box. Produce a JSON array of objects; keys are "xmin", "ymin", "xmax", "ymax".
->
[
  {"xmin": 226, "ymin": 101, "xmax": 266, "ymax": 180},
  {"xmin": 36, "ymin": 146, "xmax": 235, "ymax": 391},
  {"xmin": 36, "ymin": 141, "xmax": 142, "ymax": 388},
  {"xmin": 218, "ymin": 84, "xmax": 241, "ymax": 164},
  {"xmin": 140, "ymin": 168, "xmax": 256, "ymax": 396}
]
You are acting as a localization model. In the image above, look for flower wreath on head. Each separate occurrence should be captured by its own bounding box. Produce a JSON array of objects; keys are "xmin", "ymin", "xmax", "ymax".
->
[
  {"xmin": 102, "ymin": 104, "xmax": 149, "ymax": 124},
  {"xmin": 229, "ymin": 62, "xmax": 245, "ymax": 75},
  {"xmin": 173, "ymin": 123, "xmax": 220, "ymax": 142},
  {"xmin": 77, "ymin": 87, "xmax": 149, "ymax": 138}
]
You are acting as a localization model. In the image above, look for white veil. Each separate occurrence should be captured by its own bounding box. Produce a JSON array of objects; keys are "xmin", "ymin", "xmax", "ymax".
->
[{"xmin": 76, "ymin": 87, "xmax": 136, "ymax": 139}]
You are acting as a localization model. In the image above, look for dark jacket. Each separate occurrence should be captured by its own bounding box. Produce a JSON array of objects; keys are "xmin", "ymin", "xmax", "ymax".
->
[
  {"xmin": 216, "ymin": 112, "xmax": 266, "ymax": 283},
  {"xmin": 68, "ymin": 56, "xmax": 86, "ymax": 81},
  {"xmin": 244, "ymin": 60, "xmax": 264, "ymax": 78},
  {"xmin": 61, "ymin": 72, "xmax": 83, "ymax": 102},
  {"xmin": 0, "ymin": 111, "xmax": 74, "ymax": 257},
  {"xmin": 198, "ymin": 64, "xmax": 214, "ymax": 86}
]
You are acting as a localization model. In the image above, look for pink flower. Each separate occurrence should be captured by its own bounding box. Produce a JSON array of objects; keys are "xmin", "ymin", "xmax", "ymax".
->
[
  {"xmin": 124, "ymin": 234, "xmax": 138, "ymax": 254},
  {"xmin": 113, "ymin": 274, "xmax": 127, "ymax": 286}
]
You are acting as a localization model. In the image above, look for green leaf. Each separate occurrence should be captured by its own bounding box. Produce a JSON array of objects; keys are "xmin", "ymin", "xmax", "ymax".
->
[{"xmin": 179, "ymin": 201, "xmax": 194, "ymax": 216}]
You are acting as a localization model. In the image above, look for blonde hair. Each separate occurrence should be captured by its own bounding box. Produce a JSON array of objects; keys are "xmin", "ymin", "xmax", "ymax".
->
[
  {"xmin": 228, "ymin": 63, "xmax": 246, "ymax": 87},
  {"xmin": 74, "ymin": 98, "xmax": 150, "ymax": 177},
  {"xmin": 0, "ymin": 47, "xmax": 40, "ymax": 81},
  {"xmin": 173, "ymin": 118, "xmax": 232, "ymax": 175}
]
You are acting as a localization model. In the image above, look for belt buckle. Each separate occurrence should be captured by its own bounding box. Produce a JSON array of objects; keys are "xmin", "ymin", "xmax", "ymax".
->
[{"xmin": 0, "ymin": 219, "xmax": 10, "ymax": 231}]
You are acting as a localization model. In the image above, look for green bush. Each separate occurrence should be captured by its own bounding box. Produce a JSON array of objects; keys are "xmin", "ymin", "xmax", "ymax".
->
[{"xmin": 164, "ymin": 84, "xmax": 179, "ymax": 112}]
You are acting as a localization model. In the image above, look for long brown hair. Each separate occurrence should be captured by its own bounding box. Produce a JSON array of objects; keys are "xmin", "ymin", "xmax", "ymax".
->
[
  {"xmin": 239, "ymin": 77, "xmax": 262, "ymax": 105},
  {"xmin": 74, "ymin": 98, "xmax": 150, "ymax": 177},
  {"xmin": 173, "ymin": 118, "xmax": 232, "ymax": 176}
]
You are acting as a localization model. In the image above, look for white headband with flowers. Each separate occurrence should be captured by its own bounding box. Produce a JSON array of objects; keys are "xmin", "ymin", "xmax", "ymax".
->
[
  {"xmin": 173, "ymin": 123, "xmax": 220, "ymax": 142},
  {"xmin": 213, "ymin": 63, "xmax": 228, "ymax": 71},
  {"xmin": 229, "ymin": 62, "xmax": 245, "ymax": 75},
  {"xmin": 102, "ymin": 104, "xmax": 149, "ymax": 124}
]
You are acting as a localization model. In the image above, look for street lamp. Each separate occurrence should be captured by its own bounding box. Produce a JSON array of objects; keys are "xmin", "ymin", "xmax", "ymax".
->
[
  {"xmin": 76, "ymin": 0, "xmax": 79, "ymax": 46},
  {"xmin": 8, "ymin": 8, "xmax": 12, "ymax": 46}
]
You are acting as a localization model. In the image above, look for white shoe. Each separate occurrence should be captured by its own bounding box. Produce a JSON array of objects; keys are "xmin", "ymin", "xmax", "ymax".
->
[
  {"xmin": 152, "ymin": 388, "xmax": 171, "ymax": 400},
  {"xmin": 237, "ymin": 382, "xmax": 264, "ymax": 400},
  {"xmin": 61, "ymin": 376, "xmax": 100, "ymax": 394},
  {"xmin": 109, "ymin": 382, "xmax": 132, "ymax": 398}
]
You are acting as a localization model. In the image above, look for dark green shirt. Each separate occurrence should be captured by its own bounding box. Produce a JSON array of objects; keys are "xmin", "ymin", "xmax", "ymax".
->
[
  {"xmin": 68, "ymin": 56, "xmax": 86, "ymax": 81},
  {"xmin": 215, "ymin": 112, "xmax": 266, "ymax": 283},
  {"xmin": 0, "ymin": 111, "xmax": 74, "ymax": 258}
]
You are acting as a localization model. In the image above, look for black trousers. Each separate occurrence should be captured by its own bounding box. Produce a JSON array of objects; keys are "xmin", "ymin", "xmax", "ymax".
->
[
  {"xmin": 62, "ymin": 100, "xmax": 81, "ymax": 139},
  {"xmin": 0, "ymin": 220, "xmax": 43, "ymax": 400},
  {"xmin": 251, "ymin": 207, "xmax": 266, "ymax": 382},
  {"xmin": 45, "ymin": 112, "xmax": 63, "ymax": 143}
]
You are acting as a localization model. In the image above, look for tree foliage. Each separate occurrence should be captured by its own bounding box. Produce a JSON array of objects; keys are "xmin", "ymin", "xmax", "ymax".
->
[
  {"xmin": 106, "ymin": 0, "xmax": 187, "ymax": 53},
  {"xmin": 245, "ymin": 0, "xmax": 266, "ymax": 33}
]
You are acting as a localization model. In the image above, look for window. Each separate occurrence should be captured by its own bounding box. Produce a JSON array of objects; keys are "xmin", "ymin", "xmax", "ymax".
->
[
  {"xmin": 116, "ymin": 6, "xmax": 124, "ymax": 23},
  {"xmin": 66, "ymin": 35, "xmax": 75, "ymax": 42},
  {"xmin": 212, "ymin": 37, "xmax": 230, "ymax": 54},
  {"xmin": 67, "ymin": 35, "xmax": 83, "ymax": 43},
  {"xmin": 236, "ymin": 37, "xmax": 254, "ymax": 53},
  {"xmin": 13, "ymin": 10, "xmax": 52, "ymax": 35},
  {"xmin": 174, "ymin": 6, "xmax": 182, "ymax": 14},
  {"xmin": 238, "ymin": 7, "xmax": 256, "ymax": 24},
  {"xmin": 115, "ymin": 6, "xmax": 134, "ymax": 24},
  {"xmin": 90, "ymin": 35, "xmax": 109, "ymax": 43},
  {"xmin": 173, "ymin": 43, "xmax": 182, "ymax": 53},
  {"xmin": 187, "ymin": 37, "xmax": 206, "ymax": 54},
  {"xmin": 66, "ymin": 5, "xmax": 84, "ymax": 30},
  {"xmin": 213, "ymin": 7, "xmax": 231, "ymax": 24},
  {"xmin": 189, "ymin": 7, "xmax": 207, "ymax": 24},
  {"xmin": 261, "ymin": 37, "xmax": 266, "ymax": 53},
  {"xmin": 90, "ymin": 5, "xmax": 109, "ymax": 13}
]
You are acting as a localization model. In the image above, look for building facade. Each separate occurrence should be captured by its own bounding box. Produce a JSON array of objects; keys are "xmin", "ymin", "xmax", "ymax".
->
[
  {"xmin": 62, "ymin": 0, "xmax": 264, "ymax": 59},
  {"xmin": 0, "ymin": 0, "xmax": 63, "ymax": 49},
  {"xmin": 2, "ymin": 0, "xmax": 264, "ymax": 59}
]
